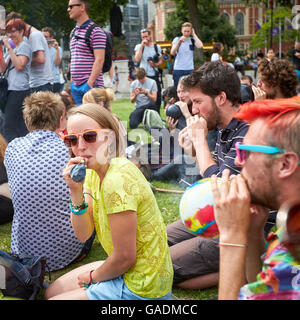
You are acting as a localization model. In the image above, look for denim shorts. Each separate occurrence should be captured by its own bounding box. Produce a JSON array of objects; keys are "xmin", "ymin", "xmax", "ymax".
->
[{"xmin": 86, "ymin": 276, "xmax": 172, "ymax": 300}]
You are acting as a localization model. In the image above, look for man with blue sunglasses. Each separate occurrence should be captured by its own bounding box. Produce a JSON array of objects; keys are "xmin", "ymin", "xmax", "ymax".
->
[{"xmin": 212, "ymin": 97, "xmax": 300, "ymax": 300}]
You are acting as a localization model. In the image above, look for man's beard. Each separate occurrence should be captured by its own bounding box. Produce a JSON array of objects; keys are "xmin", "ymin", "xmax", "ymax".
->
[{"xmin": 205, "ymin": 99, "xmax": 220, "ymax": 131}]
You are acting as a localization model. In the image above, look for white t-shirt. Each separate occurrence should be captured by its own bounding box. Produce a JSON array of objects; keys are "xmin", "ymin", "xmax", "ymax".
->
[
  {"xmin": 211, "ymin": 53, "xmax": 221, "ymax": 62},
  {"xmin": 134, "ymin": 43, "xmax": 162, "ymax": 77},
  {"xmin": 172, "ymin": 37, "xmax": 194, "ymax": 70},
  {"xmin": 130, "ymin": 77, "xmax": 157, "ymax": 108}
]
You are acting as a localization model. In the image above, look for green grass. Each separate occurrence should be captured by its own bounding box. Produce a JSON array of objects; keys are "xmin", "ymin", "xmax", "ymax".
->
[{"xmin": 0, "ymin": 98, "xmax": 218, "ymax": 300}]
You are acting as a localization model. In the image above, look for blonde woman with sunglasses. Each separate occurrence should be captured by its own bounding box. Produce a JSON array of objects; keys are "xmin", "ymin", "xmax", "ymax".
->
[{"xmin": 45, "ymin": 103, "xmax": 173, "ymax": 300}]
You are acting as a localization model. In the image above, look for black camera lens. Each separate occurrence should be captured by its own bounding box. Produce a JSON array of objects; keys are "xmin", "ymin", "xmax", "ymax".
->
[
  {"xmin": 240, "ymin": 84, "xmax": 254, "ymax": 104},
  {"xmin": 166, "ymin": 104, "xmax": 182, "ymax": 120}
]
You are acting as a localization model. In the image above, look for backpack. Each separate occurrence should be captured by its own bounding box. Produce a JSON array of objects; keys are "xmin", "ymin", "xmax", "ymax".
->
[
  {"xmin": 142, "ymin": 109, "xmax": 165, "ymax": 132},
  {"xmin": 0, "ymin": 250, "xmax": 47, "ymax": 300},
  {"xmin": 70, "ymin": 23, "xmax": 113, "ymax": 73}
]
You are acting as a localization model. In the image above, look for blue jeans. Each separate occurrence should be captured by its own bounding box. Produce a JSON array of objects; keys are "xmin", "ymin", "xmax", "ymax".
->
[
  {"xmin": 172, "ymin": 69, "xmax": 193, "ymax": 89},
  {"xmin": 71, "ymin": 81, "xmax": 97, "ymax": 106}
]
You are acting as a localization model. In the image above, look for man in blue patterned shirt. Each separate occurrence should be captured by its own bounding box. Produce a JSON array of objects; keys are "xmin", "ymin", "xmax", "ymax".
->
[
  {"xmin": 167, "ymin": 61, "xmax": 249, "ymax": 290},
  {"xmin": 4, "ymin": 91, "xmax": 86, "ymax": 271}
]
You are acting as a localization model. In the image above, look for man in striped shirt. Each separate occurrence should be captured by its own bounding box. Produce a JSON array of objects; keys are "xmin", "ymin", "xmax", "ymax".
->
[
  {"xmin": 167, "ymin": 61, "xmax": 249, "ymax": 291},
  {"xmin": 68, "ymin": 0, "xmax": 106, "ymax": 105}
]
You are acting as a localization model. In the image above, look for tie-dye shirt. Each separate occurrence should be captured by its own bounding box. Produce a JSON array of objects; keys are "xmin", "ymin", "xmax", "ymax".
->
[{"xmin": 239, "ymin": 228, "xmax": 300, "ymax": 300}]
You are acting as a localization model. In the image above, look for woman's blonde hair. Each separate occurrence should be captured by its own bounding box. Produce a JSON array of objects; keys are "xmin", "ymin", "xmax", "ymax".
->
[
  {"xmin": 67, "ymin": 103, "xmax": 125, "ymax": 157},
  {"xmin": 82, "ymin": 88, "xmax": 115, "ymax": 109}
]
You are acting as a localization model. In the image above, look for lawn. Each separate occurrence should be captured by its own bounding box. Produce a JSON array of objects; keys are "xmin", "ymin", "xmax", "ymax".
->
[{"xmin": 0, "ymin": 98, "xmax": 218, "ymax": 300}]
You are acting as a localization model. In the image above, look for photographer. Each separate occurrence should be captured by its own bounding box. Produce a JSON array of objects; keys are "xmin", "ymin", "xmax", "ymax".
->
[
  {"xmin": 42, "ymin": 27, "xmax": 63, "ymax": 93},
  {"xmin": 134, "ymin": 29, "xmax": 162, "ymax": 112},
  {"xmin": 129, "ymin": 68, "xmax": 158, "ymax": 129},
  {"xmin": 171, "ymin": 22, "xmax": 203, "ymax": 89}
]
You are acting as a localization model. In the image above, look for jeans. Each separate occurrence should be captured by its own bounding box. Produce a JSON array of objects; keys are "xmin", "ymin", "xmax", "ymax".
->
[
  {"xmin": 172, "ymin": 69, "xmax": 193, "ymax": 89},
  {"xmin": 129, "ymin": 103, "xmax": 158, "ymax": 129},
  {"xmin": 71, "ymin": 81, "xmax": 97, "ymax": 106},
  {"xmin": 3, "ymin": 90, "xmax": 29, "ymax": 143},
  {"xmin": 30, "ymin": 82, "xmax": 53, "ymax": 94}
]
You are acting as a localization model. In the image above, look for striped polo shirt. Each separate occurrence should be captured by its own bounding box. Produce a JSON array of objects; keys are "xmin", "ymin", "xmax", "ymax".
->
[
  {"xmin": 203, "ymin": 117, "xmax": 249, "ymax": 178},
  {"xmin": 70, "ymin": 19, "xmax": 106, "ymax": 87}
]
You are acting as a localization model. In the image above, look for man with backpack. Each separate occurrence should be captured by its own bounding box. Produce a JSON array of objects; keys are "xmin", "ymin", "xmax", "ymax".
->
[
  {"xmin": 134, "ymin": 29, "xmax": 162, "ymax": 113},
  {"xmin": 171, "ymin": 22, "xmax": 203, "ymax": 89},
  {"xmin": 68, "ymin": 0, "xmax": 109, "ymax": 105}
]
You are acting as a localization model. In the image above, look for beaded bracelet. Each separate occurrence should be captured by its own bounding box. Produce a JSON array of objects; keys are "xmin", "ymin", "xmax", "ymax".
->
[{"xmin": 69, "ymin": 199, "xmax": 88, "ymax": 215}]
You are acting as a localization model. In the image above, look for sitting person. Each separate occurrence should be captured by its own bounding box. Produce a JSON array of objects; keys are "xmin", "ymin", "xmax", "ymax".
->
[
  {"xmin": 213, "ymin": 97, "xmax": 300, "ymax": 300},
  {"xmin": 129, "ymin": 67, "xmax": 158, "ymax": 129},
  {"xmin": 0, "ymin": 134, "xmax": 13, "ymax": 225},
  {"xmin": 44, "ymin": 103, "xmax": 173, "ymax": 300},
  {"xmin": 4, "ymin": 91, "xmax": 86, "ymax": 271},
  {"xmin": 167, "ymin": 61, "xmax": 249, "ymax": 290},
  {"xmin": 82, "ymin": 87, "xmax": 127, "ymax": 138}
]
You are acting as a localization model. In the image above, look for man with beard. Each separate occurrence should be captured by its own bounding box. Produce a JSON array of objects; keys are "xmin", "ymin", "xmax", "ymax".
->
[
  {"xmin": 167, "ymin": 61, "xmax": 249, "ymax": 290},
  {"xmin": 255, "ymin": 58, "xmax": 298, "ymax": 100},
  {"xmin": 212, "ymin": 97, "xmax": 300, "ymax": 300}
]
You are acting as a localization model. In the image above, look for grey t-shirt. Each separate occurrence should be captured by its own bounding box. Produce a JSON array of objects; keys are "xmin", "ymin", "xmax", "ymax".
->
[
  {"xmin": 130, "ymin": 77, "xmax": 157, "ymax": 108},
  {"xmin": 7, "ymin": 40, "xmax": 31, "ymax": 91},
  {"xmin": 28, "ymin": 30, "xmax": 53, "ymax": 88},
  {"xmin": 134, "ymin": 43, "xmax": 161, "ymax": 77}
]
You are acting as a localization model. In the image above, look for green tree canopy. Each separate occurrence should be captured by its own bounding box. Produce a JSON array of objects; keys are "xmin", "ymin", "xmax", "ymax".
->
[{"xmin": 0, "ymin": 0, "xmax": 127, "ymax": 39}]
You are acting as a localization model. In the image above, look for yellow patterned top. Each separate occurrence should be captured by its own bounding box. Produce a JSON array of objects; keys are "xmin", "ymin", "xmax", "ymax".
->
[{"xmin": 84, "ymin": 157, "xmax": 173, "ymax": 298}]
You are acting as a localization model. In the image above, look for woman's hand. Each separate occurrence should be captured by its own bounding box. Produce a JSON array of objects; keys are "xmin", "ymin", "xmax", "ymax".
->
[
  {"xmin": 77, "ymin": 270, "xmax": 92, "ymax": 288},
  {"xmin": 62, "ymin": 156, "xmax": 87, "ymax": 194},
  {"xmin": 166, "ymin": 116, "xmax": 178, "ymax": 132}
]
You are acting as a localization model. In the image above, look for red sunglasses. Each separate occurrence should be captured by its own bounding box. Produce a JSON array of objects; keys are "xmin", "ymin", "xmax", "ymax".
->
[{"xmin": 62, "ymin": 129, "xmax": 110, "ymax": 147}]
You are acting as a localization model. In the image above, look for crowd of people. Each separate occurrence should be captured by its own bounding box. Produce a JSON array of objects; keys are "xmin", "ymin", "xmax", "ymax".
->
[{"xmin": 0, "ymin": 0, "xmax": 300, "ymax": 301}]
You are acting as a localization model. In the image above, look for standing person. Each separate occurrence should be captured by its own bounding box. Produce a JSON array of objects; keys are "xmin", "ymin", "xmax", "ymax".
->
[
  {"xmin": 211, "ymin": 42, "xmax": 223, "ymax": 62},
  {"xmin": 128, "ymin": 55, "xmax": 135, "ymax": 82},
  {"xmin": 171, "ymin": 22, "xmax": 203, "ymax": 89},
  {"xmin": 129, "ymin": 67, "xmax": 158, "ymax": 129},
  {"xmin": 134, "ymin": 28, "xmax": 162, "ymax": 112},
  {"xmin": 0, "ymin": 18, "xmax": 31, "ymax": 143},
  {"xmin": 44, "ymin": 103, "xmax": 173, "ymax": 300},
  {"xmin": 291, "ymin": 41, "xmax": 300, "ymax": 82},
  {"xmin": 266, "ymin": 48, "xmax": 275, "ymax": 61},
  {"xmin": 42, "ymin": 27, "xmax": 63, "ymax": 93},
  {"xmin": 68, "ymin": 0, "xmax": 106, "ymax": 105},
  {"xmin": 4, "ymin": 91, "xmax": 87, "ymax": 271},
  {"xmin": 113, "ymin": 65, "xmax": 119, "ymax": 93},
  {"xmin": 6, "ymin": 12, "xmax": 53, "ymax": 93}
]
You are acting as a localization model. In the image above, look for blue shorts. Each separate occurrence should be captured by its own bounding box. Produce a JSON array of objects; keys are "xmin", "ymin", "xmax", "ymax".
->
[{"xmin": 86, "ymin": 276, "xmax": 172, "ymax": 300}]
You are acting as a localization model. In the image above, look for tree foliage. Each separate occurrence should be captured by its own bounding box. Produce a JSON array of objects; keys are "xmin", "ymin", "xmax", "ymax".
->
[
  {"xmin": 250, "ymin": 6, "xmax": 297, "ymax": 49},
  {"xmin": 164, "ymin": 0, "xmax": 237, "ymax": 49},
  {"xmin": 0, "ymin": 0, "xmax": 128, "ymax": 39}
]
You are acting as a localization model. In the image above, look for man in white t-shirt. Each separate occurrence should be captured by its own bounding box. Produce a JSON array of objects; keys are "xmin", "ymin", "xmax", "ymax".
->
[
  {"xmin": 134, "ymin": 29, "xmax": 162, "ymax": 112},
  {"xmin": 171, "ymin": 22, "xmax": 203, "ymax": 89},
  {"xmin": 129, "ymin": 68, "xmax": 157, "ymax": 129}
]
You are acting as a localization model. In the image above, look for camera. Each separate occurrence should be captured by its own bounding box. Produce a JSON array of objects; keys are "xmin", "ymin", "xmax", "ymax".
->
[
  {"xmin": 166, "ymin": 104, "xmax": 182, "ymax": 120},
  {"xmin": 147, "ymin": 54, "xmax": 160, "ymax": 64},
  {"xmin": 240, "ymin": 84, "xmax": 254, "ymax": 104},
  {"xmin": 47, "ymin": 40, "xmax": 54, "ymax": 45}
]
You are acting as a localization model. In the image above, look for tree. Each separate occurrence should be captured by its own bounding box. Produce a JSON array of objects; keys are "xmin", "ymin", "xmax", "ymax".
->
[
  {"xmin": 0, "ymin": 0, "xmax": 128, "ymax": 39},
  {"xmin": 250, "ymin": 6, "xmax": 297, "ymax": 50}
]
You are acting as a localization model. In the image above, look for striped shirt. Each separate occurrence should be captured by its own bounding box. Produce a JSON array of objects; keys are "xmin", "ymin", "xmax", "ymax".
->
[
  {"xmin": 203, "ymin": 118, "xmax": 249, "ymax": 178},
  {"xmin": 70, "ymin": 19, "xmax": 106, "ymax": 87}
]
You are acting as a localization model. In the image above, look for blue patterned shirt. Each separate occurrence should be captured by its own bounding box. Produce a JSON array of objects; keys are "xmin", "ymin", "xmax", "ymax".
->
[{"xmin": 4, "ymin": 130, "xmax": 84, "ymax": 271}]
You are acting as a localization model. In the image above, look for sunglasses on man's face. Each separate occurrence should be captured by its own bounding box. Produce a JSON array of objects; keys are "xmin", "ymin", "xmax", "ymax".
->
[
  {"xmin": 235, "ymin": 142, "xmax": 286, "ymax": 163},
  {"xmin": 62, "ymin": 129, "xmax": 110, "ymax": 148},
  {"xmin": 68, "ymin": 3, "xmax": 82, "ymax": 9}
]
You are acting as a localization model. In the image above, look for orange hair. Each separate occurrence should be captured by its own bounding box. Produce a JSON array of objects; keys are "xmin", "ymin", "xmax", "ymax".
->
[{"xmin": 234, "ymin": 96, "xmax": 300, "ymax": 156}]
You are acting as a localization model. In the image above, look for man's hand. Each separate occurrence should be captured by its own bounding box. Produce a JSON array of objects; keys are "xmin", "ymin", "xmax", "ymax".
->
[
  {"xmin": 186, "ymin": 115, "xmax": 208, "ymax": 147},
  {"xmin": 211, "ymin": 170, "xmax": 251, "ymax": 242},
  {"xmin": 178, "ymin": 127, "xmax": 196, "ymax": 158}
]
